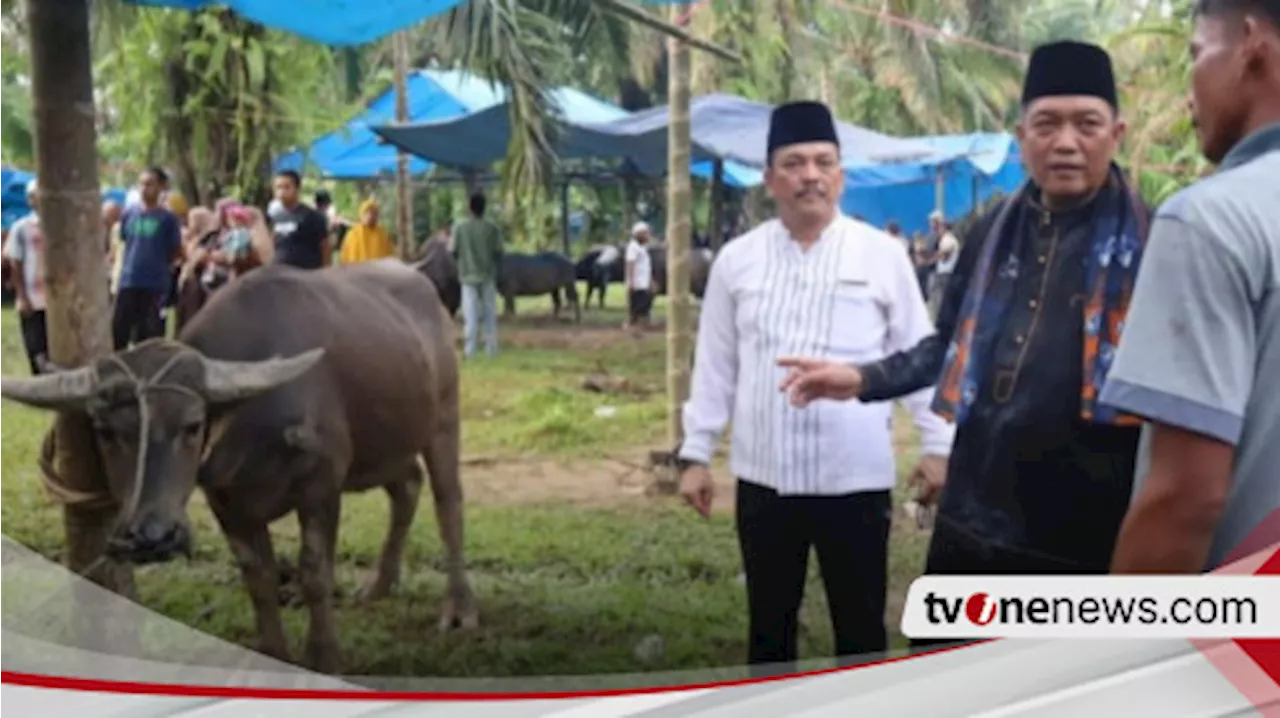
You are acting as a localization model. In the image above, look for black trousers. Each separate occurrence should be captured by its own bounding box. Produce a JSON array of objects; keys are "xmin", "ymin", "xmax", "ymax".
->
[
  {"xmin": 736, "ymin": 479, "xmax": 891, "ymax": 672},
  {"xmin": 112, "ymin": 288, "xmax": 167, "ymax": 350},
  {"xmin": 19, "ymin": 309, "xmax": 48, "ymax": 375},
  {"xmin": 628, "ymin": 289, "xmax": 653, "ymax": 321},
  {"xmin": 907, "ymin": 516, "xmax": 1107, "ymax": 654}
]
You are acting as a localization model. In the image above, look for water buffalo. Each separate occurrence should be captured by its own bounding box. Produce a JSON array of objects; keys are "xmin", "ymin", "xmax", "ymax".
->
[
  {"xmin": 649, "ymin": 246, "xmax": 714, "ymax": 300},
  {"xmin": 413, "ymin": 236, "xmax": 461, "ymax": 316},
  {"xmin": 0, "ymin": 260, "xmax": 477, "ymax": 672},
  {"xmin": 497, "ymin": 251, "xmax": 581, "ymax": 323},
  {"xmin": 575, "ymin": 244, "xmax": 624, "ymax": 309}
]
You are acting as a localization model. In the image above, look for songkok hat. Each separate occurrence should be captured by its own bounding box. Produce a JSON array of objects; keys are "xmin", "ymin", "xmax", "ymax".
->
[
  {"xmin": 767, "ymin": 101, "xmax": 840, "ymax": 157},
  {"xmin": 1021, "ymin": 40, "xmax": 1119, "ymax": 110}
]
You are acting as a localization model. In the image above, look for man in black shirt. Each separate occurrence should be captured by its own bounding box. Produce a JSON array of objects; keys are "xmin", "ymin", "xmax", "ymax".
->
[{"xmin": 269, "ymin": 170, "xmax": 330, "ymax": 269}]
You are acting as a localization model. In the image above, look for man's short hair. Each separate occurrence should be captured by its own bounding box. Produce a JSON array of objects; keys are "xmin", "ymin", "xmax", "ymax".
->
[
  {"xmin": 275, "ymin": 169, "xmax": 302, "ymax": 188},
  {"xmin": 314, "ymin": 189, "xmax": 332, "ymax": 207},
  {"xmin": 469, "ymin": 193, "xmax": 487, "ymax": 216},
  {"xmin": 1195, "ymin": 0, "xmax": 1280, "ymax": 27},
  {"xmin": 145, "ymin": 166, "xmax": 169, "ymax": 184}
]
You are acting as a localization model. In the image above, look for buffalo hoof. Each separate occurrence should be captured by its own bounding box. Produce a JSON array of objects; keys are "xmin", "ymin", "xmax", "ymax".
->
[{"xmin": 437, "ymin": 604, "xmax": 480, "ymax": 633}]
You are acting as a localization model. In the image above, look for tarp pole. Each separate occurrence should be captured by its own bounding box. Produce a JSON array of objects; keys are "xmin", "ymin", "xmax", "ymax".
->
[
  {"xmin": 709, "ymin": 158, "xmax": 724, "ymax": 251},
  {"xmin": 621, "ymin": 176, "xmax": 634, "ymax": 241},
  {"xmin": 560, "ymin": 180, "xmax": 571, "ymax": 255},
  {"xmin": 393, "ymin": 31, "xmax": 414, "ymax": 260},
  {"xmin": 934, "ymin": 166, "xmax": 946, "ymax": 219}
]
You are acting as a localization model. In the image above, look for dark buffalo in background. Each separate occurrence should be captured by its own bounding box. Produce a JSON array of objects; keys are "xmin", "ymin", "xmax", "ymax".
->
[
  {"xmin": 413, "ymin": 237, "xmax": 461, "ymax": 317},
  {"xmin": 576, "ymin": 244, "xmax": 714, "ymax": 307},
  {"xmin": 648, "ymin": 245, "xmax": 714, "ymax": 300},
  {"xmin": 575, "ymin": 245, "xmax": 624, "ymax": 309},
  {"xmin": 497, "ymin": 251, "xmax": 581, "ymax": 323}
]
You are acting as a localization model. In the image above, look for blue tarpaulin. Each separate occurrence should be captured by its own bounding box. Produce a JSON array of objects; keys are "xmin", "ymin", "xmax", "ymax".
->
[
  {"xmin": 1, "ymin": 167, "xmax": 130, "ymax": 231},
  {"xmin": 840, "ymin": 133, "xmax": 1025, "ymax": 235},
  {"xmin": 125, "ymin": 0, "xmax": 467, "ymax": 46},
  {"xmin": 276, "ymin": 69, "xmax": 637, "ymax": 180},
  {"xmin": 373, "ymin": 93, "xmax": 930, "ymax": 187}
]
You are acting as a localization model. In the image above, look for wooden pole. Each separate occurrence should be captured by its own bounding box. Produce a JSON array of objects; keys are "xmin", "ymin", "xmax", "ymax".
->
[
  {"xmin": 393, "ymin": 31, "xmax": 414, "ymax": 260},
  {"xmin": 560, "ymin": 181, "xmax": 571, "ymax": 255},
  {"xmin": 665, "ymin": 4, "xmax": 694, "ymax": 462},
  {"xmin": 26, "ymin": 0, "xmax": 137, "ymax": 649}
]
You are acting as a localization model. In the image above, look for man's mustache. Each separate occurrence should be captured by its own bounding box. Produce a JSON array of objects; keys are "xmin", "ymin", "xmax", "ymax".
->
[{"xmin": 796, "ymin": 185, "xmax": 827, "ymax": 198}]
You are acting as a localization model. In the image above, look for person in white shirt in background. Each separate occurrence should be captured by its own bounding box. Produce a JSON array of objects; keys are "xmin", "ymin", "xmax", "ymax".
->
[
  {"xmin": 4, "ymin": 180, "xmax": 48, "ymax": 375},
  {"xmin": 927, "ymin": 211, "xmax": 960, "ymax": 318},
  {"xmin": 676, "ymin": 101, "xmax": 955, "ymax": 673},
  {"xmin": 624, "ymin": 221, "xmax": 654, "ymax": 330}
]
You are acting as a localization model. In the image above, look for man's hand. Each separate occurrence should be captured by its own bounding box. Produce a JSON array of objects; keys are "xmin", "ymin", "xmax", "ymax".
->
[
  {"xmin": 776, "ymin": 357, "xmax": 864, "ymax": 407},
  {"xmin": 908, "ymin": 454, "xmax": 948, "ymax": 507},
  {"xmin": 15, "ymin": 295, "xmax": 32, "ymax": 316},
  {"xmin": 680, "ymin": 463, "xmax": 715, "ymax": 519}
]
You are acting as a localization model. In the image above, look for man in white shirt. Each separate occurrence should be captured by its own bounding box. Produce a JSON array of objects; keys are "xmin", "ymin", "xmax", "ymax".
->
[
  {"xmin": 928, "ymin": 211, "xmax": 960, "ymax": 317},
  {"xmin": 624, "ymin": 221, "xmax": 654, "ymax": 329},
  {"xmin": 676, "ymin": 101, "xmax": 955, "ymax": 671},
  {"xmin": 4, "ymin": 180, "xmax": 48, "ymax": 375}
]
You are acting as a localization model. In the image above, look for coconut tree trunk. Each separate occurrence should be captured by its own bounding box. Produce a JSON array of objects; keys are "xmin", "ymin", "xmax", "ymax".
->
[
  {"xmin": 25, "ymin": 0, "xmax": 138, "ymax": 650},
  {"xmin": 665, "ymin": 4, "xmax": 693, "ymax": 458}
]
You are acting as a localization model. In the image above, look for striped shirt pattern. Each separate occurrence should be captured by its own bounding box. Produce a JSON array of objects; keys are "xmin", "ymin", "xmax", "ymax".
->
[{"xmin": 679, "ymin": 214, "xmax": 955, "ymax": 496}]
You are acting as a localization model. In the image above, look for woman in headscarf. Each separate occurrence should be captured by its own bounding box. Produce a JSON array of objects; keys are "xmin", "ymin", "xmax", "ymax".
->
[
  {"xmin": 173, "ymin": 206, "xmax": 222, "ymax": 332},
  {"xmin": 339, "ymin": 198, "xmax": 396, "ymax": 265}
]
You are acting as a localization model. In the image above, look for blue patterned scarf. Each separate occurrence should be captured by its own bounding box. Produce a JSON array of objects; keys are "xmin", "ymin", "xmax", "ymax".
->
[{"xmin": 932, "ymin": 165, "xmax": 1149, "ymax": 427}]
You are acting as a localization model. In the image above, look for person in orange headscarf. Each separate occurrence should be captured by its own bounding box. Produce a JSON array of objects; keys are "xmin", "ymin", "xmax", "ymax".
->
[{"xmin": 339, "ymin": 198, "xmax": 397, "ymax": 264}]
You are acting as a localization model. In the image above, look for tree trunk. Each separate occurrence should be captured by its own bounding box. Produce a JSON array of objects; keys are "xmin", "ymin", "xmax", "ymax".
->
[
  {"xmin": 665, "ymin": 6, "xmax": 694, "ymax": 463},
  {"xmin": 26, "ymin": 0, "xmax": 138, "ymax": 653}
]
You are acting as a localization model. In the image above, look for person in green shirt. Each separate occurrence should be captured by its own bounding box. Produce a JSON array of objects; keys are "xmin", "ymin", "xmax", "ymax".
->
[{"xmin": 451, "ymin": 192, "xmax": 504, "ymax": 357}]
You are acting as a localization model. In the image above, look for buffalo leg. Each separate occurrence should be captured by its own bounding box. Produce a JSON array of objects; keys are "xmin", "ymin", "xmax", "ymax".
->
[
  {"xmin": 297, "ymin": 493, "xmax": 342, "ymax": 673},
  {"xmin": 361, "ymin": 460, "xmax": 424, "ymax": 600},
  {"xmin": 503, "ymin": 293, "xmax": 516, "ymax": 317},
  {"xmin": 211, "ymin": 500, "xmax": 290, "ymax": 662},
  {"xmin": 551, "ymin": 289, "xmax": 562, "ymax": 318},
  {"xmin": 422, "ymin": 423, "xmax": 478, "ymax": 632}
]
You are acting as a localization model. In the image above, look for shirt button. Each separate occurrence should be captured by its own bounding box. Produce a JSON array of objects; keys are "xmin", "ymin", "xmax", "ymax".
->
[
  {"xmin": 1028, "ymin": 299, "xmax": 1038, "ymax": 309},
  {"xmin": 1014, "ymin": 335, "xmax": 1025, "ymax": 345},
  {"xmin": 1037, "ymin": 255, "xmax": 1047, "ymax": 265}
]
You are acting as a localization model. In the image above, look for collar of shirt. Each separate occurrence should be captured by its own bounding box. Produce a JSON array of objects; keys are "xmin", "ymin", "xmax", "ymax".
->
[{"xmin": 1220, "ymin": 122, "xmax": 1280, "ymax": 171}]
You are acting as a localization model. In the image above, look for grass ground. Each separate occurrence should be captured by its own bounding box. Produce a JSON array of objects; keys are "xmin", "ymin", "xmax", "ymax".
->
[{"xmin": 0, "ymin": 289, "xmax": 932, "ymax": 678}]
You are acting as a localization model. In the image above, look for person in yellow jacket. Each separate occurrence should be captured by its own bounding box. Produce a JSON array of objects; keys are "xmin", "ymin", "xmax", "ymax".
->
[{"xmin": 339, "ymin": 198, "xmax": 396, "ymax": 265}]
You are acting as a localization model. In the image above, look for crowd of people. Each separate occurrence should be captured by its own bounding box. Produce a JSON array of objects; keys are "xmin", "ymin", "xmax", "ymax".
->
[{"xmin": 2, "ymin": 166, "xmax": 413, "ymax": 374}]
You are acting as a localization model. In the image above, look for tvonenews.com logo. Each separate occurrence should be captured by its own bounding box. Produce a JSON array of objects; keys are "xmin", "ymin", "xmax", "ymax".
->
[
  {"xmin": 900, "ymin": 576, "xmax": 1280, "ymax": 639},
  {"xmin": 923, "ymin": 591, "xmax": 1258, "ymax": 627}
]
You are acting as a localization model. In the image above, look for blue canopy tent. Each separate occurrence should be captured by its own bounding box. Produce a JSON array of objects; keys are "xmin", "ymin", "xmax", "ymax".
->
[
  {"xmin": 372, "ymin": 93, "xmax": 929, "ymax": 188},
  {"xmin": 276, "ymin": 69, "xmax": 640, "ymax": 180},
  {"xmin": 2, "ymin": 167, "xmax": 130, "ymax": 231},
  {"xmin": 125, "ymin": 0, "xmax": 467, "ymax": 45},
  {"xmin": 840, "ymin": 133, "xmax": 1025, "ymax": 235}
]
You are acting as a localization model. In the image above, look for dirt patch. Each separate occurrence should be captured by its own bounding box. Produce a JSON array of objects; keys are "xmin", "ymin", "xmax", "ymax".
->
[{"xmin": 459, "ymin": 453, "xmax": 739, "ymax": 514}]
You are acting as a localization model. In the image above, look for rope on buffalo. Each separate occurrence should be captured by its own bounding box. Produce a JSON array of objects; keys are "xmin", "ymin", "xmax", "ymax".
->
[{"xmin": 34, "ymin": 349, "xmax": 200, "ymax": 578}]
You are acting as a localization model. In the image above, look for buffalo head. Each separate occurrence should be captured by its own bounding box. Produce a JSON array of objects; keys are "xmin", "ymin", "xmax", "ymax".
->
[{"xmin": 1, "ymin": 339, "xmax": 324, "ymax": 564}]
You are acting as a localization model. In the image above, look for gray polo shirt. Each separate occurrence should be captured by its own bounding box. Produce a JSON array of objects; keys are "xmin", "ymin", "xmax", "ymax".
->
[{"xmin": 1099, "ymin": 123, "xmax": 1280, "ymax": 570}]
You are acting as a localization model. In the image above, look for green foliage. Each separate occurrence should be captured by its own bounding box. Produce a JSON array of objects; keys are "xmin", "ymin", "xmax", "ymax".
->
[{"xmin": 92, "ymin": 5, "xmax": 349, "ymax": 205}]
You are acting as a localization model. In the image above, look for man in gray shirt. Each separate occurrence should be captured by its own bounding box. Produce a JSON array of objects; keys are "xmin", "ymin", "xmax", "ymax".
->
[{"xmin": 1099, "ymin": 0, "xmax": 1280, "ymax": 572}]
